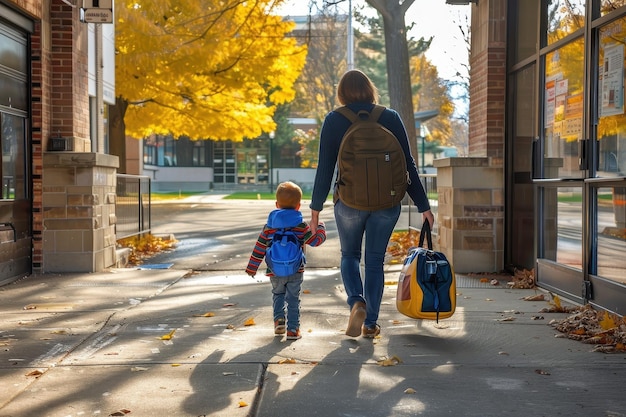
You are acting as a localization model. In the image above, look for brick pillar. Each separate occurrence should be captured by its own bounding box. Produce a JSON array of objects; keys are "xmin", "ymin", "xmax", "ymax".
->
[
  {"xmin": 468, "ymin": 0, "xmax": 506, "ymax": 159},
  {"xmin": 34, "ymin": 1, "xmax": 118, "ymax": 273},
  {"xmin": 433, "ymin": 0, "xmax": 507, "ymax": 273},
  {"xmin": 49, "ymin": 0, "xmax": 91, "ymax": 152},
  {"xmin": 31, "ymin": 17, "xmax": 47, "ymax": 271}
]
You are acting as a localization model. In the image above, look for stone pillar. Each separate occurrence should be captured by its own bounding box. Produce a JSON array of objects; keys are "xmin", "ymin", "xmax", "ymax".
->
[
  {"xmin": 435, "ymin": 157, "xmax": 504, "ymax": 273},
  {"xmin": 42, "ymin": 152, "xmax": 119, "ymax": 272}
]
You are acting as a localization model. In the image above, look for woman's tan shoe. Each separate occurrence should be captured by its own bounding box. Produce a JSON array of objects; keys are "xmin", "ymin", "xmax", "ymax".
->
[{"xmin": 346, "ymin": 301, "xmax": 366, "ymax": 337}]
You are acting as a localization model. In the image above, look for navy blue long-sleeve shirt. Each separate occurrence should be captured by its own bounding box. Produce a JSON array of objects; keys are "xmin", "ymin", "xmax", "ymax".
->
[{"xmin": 309, "ymin": 102, "xmax": 431, "ymax": 213}]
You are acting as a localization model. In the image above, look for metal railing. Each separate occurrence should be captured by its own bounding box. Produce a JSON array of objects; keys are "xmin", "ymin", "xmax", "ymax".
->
[{"xmin": 115, "ymin": 174, "xmax": 151, "ymax": 239}]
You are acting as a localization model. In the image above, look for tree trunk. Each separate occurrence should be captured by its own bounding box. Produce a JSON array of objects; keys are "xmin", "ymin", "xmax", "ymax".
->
[
  {"xmin": 365, "ymin": 0, "xmax": 418, "ymax": 159},
  {"xmin": 109, "ymin": 97, "xmax": 128, "ymax": 173}
]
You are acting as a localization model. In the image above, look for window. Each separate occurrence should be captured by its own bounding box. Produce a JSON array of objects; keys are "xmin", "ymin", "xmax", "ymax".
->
[
  {"xmin": 542, "ymin": 37, "xmax": 585, "ymax": 179},
  {"xmin": 0, "ymin": 25, "xmax": 28, "ymax": 201},
  {"xmin": 546, "ymin": 0, "xmax": 586, "ymax": 44}
]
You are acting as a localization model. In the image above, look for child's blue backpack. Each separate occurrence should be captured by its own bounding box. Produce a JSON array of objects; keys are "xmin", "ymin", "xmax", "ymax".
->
[{"xmin": 266, "ymin": 227, "xmax": 304, "ymax": 276}]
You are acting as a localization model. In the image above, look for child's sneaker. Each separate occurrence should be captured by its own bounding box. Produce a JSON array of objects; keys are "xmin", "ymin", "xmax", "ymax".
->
[
  {"xmin": 286, "ymin": 329, "xmax": 301, "ymax": 340},
  {"xmin": 274, "ymin": 318, "xmax": 286, "ymax": 335}
]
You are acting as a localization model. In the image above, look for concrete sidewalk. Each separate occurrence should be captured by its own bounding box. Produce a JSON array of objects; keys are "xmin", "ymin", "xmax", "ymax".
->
[{"xmin": 1, "ymin": 266, "xmax": 625, "ymax": 417}]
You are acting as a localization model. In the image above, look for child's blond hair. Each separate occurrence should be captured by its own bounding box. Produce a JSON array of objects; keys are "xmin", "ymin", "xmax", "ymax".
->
[{"xmin": 276, "ymin": 181, "xmax": 302, "ymax": 209}]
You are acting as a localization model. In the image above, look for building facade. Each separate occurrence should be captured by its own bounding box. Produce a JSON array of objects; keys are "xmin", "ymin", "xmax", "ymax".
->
[
  {"xmin": 1, "ymin": 0, "xmax": 117, "ymax": 284},
  {"xmin": 3, "ymin": 0, "xmax": 626, "ymax": 315},
  {"xmin": 452, "ymin": 0, "xmax": 626, "ymax": 314}
]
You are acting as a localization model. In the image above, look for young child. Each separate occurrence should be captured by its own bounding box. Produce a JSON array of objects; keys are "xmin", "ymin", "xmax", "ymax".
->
[{"xmin": 246, "ymin": 181, "xmax": 326, "ymax": 340}]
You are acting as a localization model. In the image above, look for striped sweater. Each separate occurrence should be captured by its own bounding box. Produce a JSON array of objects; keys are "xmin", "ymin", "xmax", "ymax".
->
[{"xmin": 246, "ymin": 208, "xmax": 326, "ymax": 277}]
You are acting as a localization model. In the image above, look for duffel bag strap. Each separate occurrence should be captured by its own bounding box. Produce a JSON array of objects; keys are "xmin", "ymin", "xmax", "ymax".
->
[{"xmin": 418, "ymin": 219, "xmax": 434, "ymax": 250}]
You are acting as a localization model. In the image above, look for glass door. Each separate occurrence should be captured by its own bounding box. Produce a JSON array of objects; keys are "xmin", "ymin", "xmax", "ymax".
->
[
  {"xmin": 585, "ymin": 15, "xmax": 626, "ymax": 314},
  {"xmin": 537, "ymin": 9, "xmax": 626, "ymax": 313},
  {"xmin": 0, "ymin": 19, "xmax": 32, "ymax": 284},
  {"xmin": 535, "ymin": 32, "xmax": 587, "ymax": 303}
]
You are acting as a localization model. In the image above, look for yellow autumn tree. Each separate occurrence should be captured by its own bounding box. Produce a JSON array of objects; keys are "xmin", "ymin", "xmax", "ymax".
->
[
  {"xmin": 114, "ymin": 0, "xmax": 307, "ymax": 141},
  {"xmin": 411, "ymin": 55, "xmax": 454, "ymax": 144}
]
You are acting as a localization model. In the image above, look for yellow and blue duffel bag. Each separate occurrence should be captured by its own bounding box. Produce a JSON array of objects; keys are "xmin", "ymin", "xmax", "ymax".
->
[{"xmin": 396, "ymin": 220, "xmax": 456, "ymax": 322}]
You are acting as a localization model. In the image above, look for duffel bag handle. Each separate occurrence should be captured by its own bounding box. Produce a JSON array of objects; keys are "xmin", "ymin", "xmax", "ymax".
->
[{"xmin": 418, "ymin": 219, "xmax": 433, "ymax": 250}]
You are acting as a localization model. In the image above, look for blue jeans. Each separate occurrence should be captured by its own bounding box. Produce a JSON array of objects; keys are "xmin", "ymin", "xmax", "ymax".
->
[
  {"xmin": 334, "ymin": 200, "xmax": 401, "ymax": 328},
  {"xmin": 270, "ymin": 273, "xmax": 303, "ymax": 332}
]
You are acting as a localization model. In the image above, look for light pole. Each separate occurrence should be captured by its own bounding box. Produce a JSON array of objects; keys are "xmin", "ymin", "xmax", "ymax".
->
[
  {"xmin": 421, "ymin": 130, "xmax": 426, "ymax": 174},
  {"xmin": 269, "ymin": 131, "xmax": 275, "ymax": 192}
]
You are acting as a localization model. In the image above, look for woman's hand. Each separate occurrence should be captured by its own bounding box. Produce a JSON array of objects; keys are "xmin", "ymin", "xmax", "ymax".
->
[
  {"xmin": 422, "ymin": 210, "xmax": 435, "ymax": 229},
  {"xmin": 309, "ymin": 210, "xmax": 320, "ymax": 234}
]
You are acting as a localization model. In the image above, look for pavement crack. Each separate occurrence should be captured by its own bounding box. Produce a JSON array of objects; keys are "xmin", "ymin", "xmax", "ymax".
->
[{"xmin": 247, "ymin": 362, "xmax": 268, "ymax": 417}]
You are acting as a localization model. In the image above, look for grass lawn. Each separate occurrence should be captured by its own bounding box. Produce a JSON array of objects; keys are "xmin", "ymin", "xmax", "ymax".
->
[
  {"xmin": 150, "ymin": 191, "xmax": 207, "ymax": 201},
  {"xmin": 223, "ymin": 191, "xmax": 314, "ymax": 200},
  {"xmin": 150, "ymin": 190, "xmax": 315, "ymax": 201}
]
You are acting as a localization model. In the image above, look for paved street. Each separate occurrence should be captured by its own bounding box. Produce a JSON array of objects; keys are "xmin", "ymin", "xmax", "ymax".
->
[{"xmin": 1, "ymin": 197, "xmax": 625, "ymax": 417}]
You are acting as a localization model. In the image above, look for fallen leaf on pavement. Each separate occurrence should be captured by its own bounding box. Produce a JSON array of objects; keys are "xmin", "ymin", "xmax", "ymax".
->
[
  {"xmin": 497, "ymin": 317, "xmax": 516, "ymax": 322},
  {"xmin": 540, "ymin": 292, "xmax": 580, "ymax": 313},
  {"xmin": 522, "ymin": 294, "xmax": 545, "ymax": 301},
  {"xmin": 160, "ymin": 329, "xmax": 176, "ymax": 340},
  {"xmin": 599, "ymin": 310, "xmax": 617, "ymax": 330},
  {"xmin": 25, "ymin": 370, "xmax": 43, "ymax": 377},
  {"xmin": 278, "ymin": 358, "xmax": 296, "ymax": 364},
  {"xmin": 404, "ymin": 388, "xmax": 416, "ymax": 394},
  {"xmin": 550, "ymin": 305, "xmax": 626, "ymax": 352},
  {"xmin": 377, "ymin": 355, "xmax": 402, "ymax": 367},
  {"xmin": 108, "ymin": 409, "xmax": 131, "ymax": 416},
  {"xmin": 238, "ymin": 401, "xmax": 248, "ymax": 408},
  {"xmin": 244, "ymin": 317, "xmax": 255, "ymax": 326}
]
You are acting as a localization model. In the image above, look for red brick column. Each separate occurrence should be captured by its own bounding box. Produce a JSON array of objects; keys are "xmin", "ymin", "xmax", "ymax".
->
[
  {"xmin": 31, "ymin": 1, "xmax": 91, "ymax": 271},
  {"xmin": 468, "ymin": 0, "xmax": 506, "ymax": 158},
  {"xmin": 49, "ymin": 1, "xmax": 90, "ymax": 150},
  {"xmin": 30, "ymin": 3, "xmax": 47, "ymax": 271}
]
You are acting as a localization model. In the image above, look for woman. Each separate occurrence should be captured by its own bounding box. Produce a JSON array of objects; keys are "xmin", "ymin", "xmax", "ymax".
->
[{"xmin": 309, "ymin": 69, "xmax": 434, "ymax": 338}]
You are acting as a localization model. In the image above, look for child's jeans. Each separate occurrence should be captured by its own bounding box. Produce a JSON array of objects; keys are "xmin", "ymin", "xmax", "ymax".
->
[{"xmin": 270, "ymin": 272, "xmax": 303, "ymax": 332}]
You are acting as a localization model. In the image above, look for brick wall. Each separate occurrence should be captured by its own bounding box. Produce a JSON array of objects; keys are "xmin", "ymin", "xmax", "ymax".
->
[
  {"xmin": 29, "ymin": 1, "xmax": 94, "ymax": 272},
  {"xmin": 29, "ymin": 0, "xmax": 46, "ymax": 271},
  {"xmin": 49, "ymin": 0, "xmax": 90, "ymax": 148},
  {"xmin": 469, "ymin": 0, "xmax": 506, "ymax": 159}
]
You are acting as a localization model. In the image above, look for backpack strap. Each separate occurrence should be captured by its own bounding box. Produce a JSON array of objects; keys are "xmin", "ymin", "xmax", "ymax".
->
[
  {"xmin": 335, "ymin": 106, "xmax": 359, "ymax": 123},
  {"xmin": 335, "ymin": 105, "xmax": 387, "ymax": 123},
  {"xmin": 369, "ymin": 105, "xmax": 386, "ymax": 122}
]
